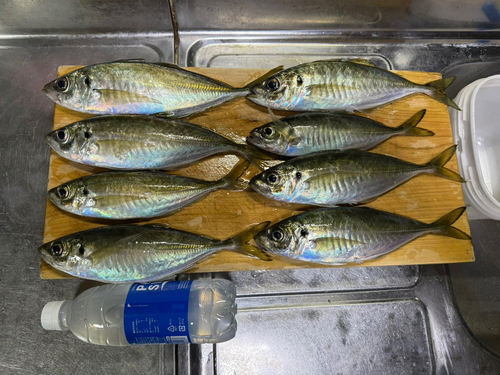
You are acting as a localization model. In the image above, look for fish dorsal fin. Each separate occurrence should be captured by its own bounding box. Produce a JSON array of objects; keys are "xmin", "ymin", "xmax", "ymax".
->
[
  {"xmin": 267, "ymin": 108, "xmax": 299, "ymax": 145},
  {"xmin": 311, "ymin": 58, "xmax": 375, "ymax": 67},
  {"xmin": 153, "ymin": 62, "xmax": 184, "ymax": 69},
  {"xmin": 111, "ymin": 58, "xmax": 147, "ymax": 63},
  {"xmin": 348, "ymin": 58, "xmax": 376, "ymax": 67},
  {"xmin": 152, "ymin": 112, "xmax": 176, "ymax": 119},
  {"xmin": 150, "ymin": 63, "xmax": 236, "ymax": 89}
]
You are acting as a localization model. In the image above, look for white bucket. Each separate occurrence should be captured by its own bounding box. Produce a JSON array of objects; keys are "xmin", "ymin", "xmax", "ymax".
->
[{"xmin": 450, "ymin": 75, "xmax": 500, "ymax": 220}]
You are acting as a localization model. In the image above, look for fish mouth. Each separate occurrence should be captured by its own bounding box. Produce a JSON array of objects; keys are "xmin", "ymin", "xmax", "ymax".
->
[
  {"xmin": 37, "ymin": 243, "xmax": 52, "ymax": 263},
  {"xmin": 47, "ymin": 187, "xmax": 60, "ymax": 206},
  {"xmin": 45, "ymin": 132, "xmax": 59, "ymax": 150},
  {"xmin": 253, "ymin": 231, "xmax": 272, "ymax": 253},
  {"xmin": 42, "ymin": 82, "xmax": 60, "ymax": 103},
  {"xmin": 246, "ymin": 133, "xmax": 260, "ymax": 147},
  {"xmin": 246, "ymin": 93, "xmax": 265, "ymax": 106},
  {"xmin": 249, "ymin": 176, "xmax": 272, "ymax": 195}
]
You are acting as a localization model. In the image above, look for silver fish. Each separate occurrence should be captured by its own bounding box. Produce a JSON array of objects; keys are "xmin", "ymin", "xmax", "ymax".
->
[
  {"xmin": 43, "ymin": 59, "xmax": 282, "ymax": 117},
  {"xmin": 248, "ymin": 59, "xmax": 460, "ymax": 112},
  {"xmin": 247, "ymin": 109, "xmax": 432, "ymax": 156},
  {"xmin": 250, "ymin": 146, "xmax": 464, "ymax": 206},
  {"xmin": 48, "ymin": 161, "xmax": 249, "ymax": 220},
  {"xmin": 254, "ymin": 207, "xmax": 470, "ymax": 265},
  {"xmin": 39, "ymin": 222, "xmax": 270, "ymax": 283},
  {"xmin": 46, "ymin": 114, "xmax": 270, "ymax": 170}
]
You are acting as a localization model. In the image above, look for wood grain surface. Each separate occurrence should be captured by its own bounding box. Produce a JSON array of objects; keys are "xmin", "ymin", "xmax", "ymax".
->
[{"xmin": 40, "ymin": 66, "xmax": 474, "ymax": 279}]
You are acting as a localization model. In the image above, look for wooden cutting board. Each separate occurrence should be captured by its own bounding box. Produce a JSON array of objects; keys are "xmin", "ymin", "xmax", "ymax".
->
[{"xmin": 41, "ymin": 66, "xmax": 474, "ymax": 279}]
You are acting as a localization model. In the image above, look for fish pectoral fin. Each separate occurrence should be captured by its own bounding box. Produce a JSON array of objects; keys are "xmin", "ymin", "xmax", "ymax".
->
[
  {"xmin": 306, "ymin": 84, "xmax": 360, "ymax": 97},
  {"xmin": 92, "ymin": 195, "xmax": 153, "ymax": 209},
  {"xmin": 301, "ymin": 173, "xmax": 339, "ymax": 193},
  {"xmin": 94, "ymin": 89, "xmax": 162, "ymax": 105},
  {"xmin": 267, "ymin": 107, "xmax": 298, "ymax": 142},
  {"xmin": 310, "ymin": 237, "xmax": 365, "ymax": 252},
  {"xmin": 144, "ymin": 223, "xmax": 170, "ymax": 229},
  {"xmin": 87, "ymin": 231, "xmax": 146, "ymax": 265},
  {"xmin": 311, "ymin": 203, "xmax": 339, "ymax": 208}
]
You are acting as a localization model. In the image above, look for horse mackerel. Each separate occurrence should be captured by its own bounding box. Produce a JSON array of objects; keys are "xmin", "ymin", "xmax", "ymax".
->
[{"xmin": 39, "ymin": 222, "xmax": 271, "ymax": 283}]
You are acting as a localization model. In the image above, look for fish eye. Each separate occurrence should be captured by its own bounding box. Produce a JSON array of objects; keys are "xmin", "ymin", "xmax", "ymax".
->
[
  {"xmin": 51, "ymin": 242, "xmax": 64, "ymax": 256},
  {"xmin": 83, "ymin": 76, "xmax": 91, "ymax": 86},
  {"xmin": 296, "ymin": 172, "xmax": 302, "ymax": 179},
  {"xmin": 57, "ymin": 186, "xmax": 70, "ymax": 199},
  {"xmin": 55, "ymin": 77, "xmax": 69, "ymax": 92},
  {"xmin": 267, "ymin": 173, "xmax": 280, "ymax": 184},
  {"xmin": 263, "ymin": 126, "xmax": 275, "ymax": 137},
  {"xmin": 82, "ymin": 187, "xmax": 89, "ymax": 195},
  {"xmin": 266, "ymin": 78, "xmax": 280, "ymax": 92},
  {"xmin": 271, "ymin": 229, "xmax": 284, "ymax": 242},
  {"xmin": 84, "ymin": 131, "xmax": 91, "ymax": 139},
  {"xmin": 297, "ymin": 75, "xmax": 303, "ymax": 86},
  {"xmin": 55, "ymin": 129, "xmax": 69, "ymax": 143}
]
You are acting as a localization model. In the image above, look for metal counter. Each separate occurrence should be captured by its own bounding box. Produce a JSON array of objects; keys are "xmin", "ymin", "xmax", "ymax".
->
[{"xmin": 0, "ymin": 1, "xmax": 499, "ymax": 374}]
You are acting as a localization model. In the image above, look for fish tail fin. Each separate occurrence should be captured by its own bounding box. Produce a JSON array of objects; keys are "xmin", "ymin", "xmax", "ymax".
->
[
  {"xmin": 423, "ymin": 77, "xmax": 461, "ymax": 110},
  {"xmin": 237, "ymin": 144, "xmax": 277, "ymax": 171},
  {"xmin": 426, "ymin": 145, "xmax": 465, "ymax": 182},
  {"xmin": 397, "ymin": 109, "xmax": 434, "ymax": 137},
  {"xmin": 239, "ymin": 66, "xmax": 284, "ymax": 90},
  {"xmin": 222, "ymin": 222, "xmax": 272, "ymax": 261},
  {"xmin": 219, "ymin": 160, "xmax": 250, "ymax": 190},
  {"xmin": 431, "ymin": 207, "xmax": 471, "ymax": 240}
]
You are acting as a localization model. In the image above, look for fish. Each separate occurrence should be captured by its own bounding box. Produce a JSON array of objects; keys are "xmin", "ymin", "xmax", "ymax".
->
[
  {"xmin": 48, "ymin": 161, "xmax": 249, "ymax": 220},
  {"xmin": 250, "ymin": 145, "xmax": 464, "ymax": 206},
  {"xmin": 43, "ymin": 59, "xmax": 282, "ymax": 117},
  {"xmin": 254, "ymin": 206, "xmax": 471, "ymax": 265},
  {"xmin": 39, "ymin": 222, "xmax": 271, "ymax": 283},
  {"xmin": 46, "ymin": 114, "xmax": 271, "ymax": 170},
  {"xmin": 247, "ymin": 109, "xmax": 432, "ymax": 156},
  {"xmin": 247, "ymin": 59, "xmax": 460, "ymax": 112}
]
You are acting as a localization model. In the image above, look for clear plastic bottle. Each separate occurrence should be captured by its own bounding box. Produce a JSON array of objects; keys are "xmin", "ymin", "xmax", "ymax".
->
[{"xmin": 41, "ymin": 279, "xmax": 237, "ymax": 346}]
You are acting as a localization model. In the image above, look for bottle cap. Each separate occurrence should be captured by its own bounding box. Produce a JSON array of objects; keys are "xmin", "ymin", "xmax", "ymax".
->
[{"xmin": 41, "ymin": 301, "xmax": 66, "ymax": 331}]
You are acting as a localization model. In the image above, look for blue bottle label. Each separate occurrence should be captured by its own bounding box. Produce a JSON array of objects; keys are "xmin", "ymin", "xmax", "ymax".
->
[{"xmin": 124, "ymin": 280, "xmax": 193, "ymax": 344}]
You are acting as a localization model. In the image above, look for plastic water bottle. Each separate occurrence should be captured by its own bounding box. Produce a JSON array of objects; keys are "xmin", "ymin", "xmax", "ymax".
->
[{"xmin": 41, "ymin": 279, "xmax": 237, "ymax": 346}]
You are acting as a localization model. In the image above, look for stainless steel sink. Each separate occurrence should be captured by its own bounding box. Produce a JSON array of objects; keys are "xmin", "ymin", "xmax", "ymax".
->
[{"xmin": 1, "ymin": 1, "xmax": 499, "ymax": 374}]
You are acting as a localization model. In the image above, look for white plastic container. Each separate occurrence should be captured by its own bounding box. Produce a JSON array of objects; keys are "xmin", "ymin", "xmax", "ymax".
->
[
  {"xmin": 41, "ymin": 279, "xmax": 237, "ymax": 346},
  {"xmin": 450, "ymin": 74, "xmax": 500, "ymax": 220}
]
